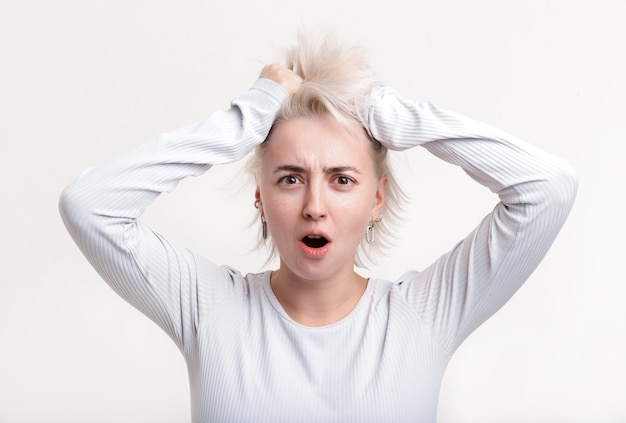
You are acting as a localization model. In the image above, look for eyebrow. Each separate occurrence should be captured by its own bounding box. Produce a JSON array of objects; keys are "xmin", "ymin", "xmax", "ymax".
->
[{"xmin": 273, "ymin": 165, "xmax": 361, "ymax": 174}]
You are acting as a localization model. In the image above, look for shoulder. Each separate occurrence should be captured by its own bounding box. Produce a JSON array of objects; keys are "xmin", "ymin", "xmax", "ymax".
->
[
  {"xmin": 367, "ymin": 270, "xmax": 425, "ymax": 305},
  {"xmin": 371, "ymin": 270, "xmax": 423, "ymax": 289},
  {"xmin": 191, "ymin": 254, "xmax": 268, "ymax": 302}
]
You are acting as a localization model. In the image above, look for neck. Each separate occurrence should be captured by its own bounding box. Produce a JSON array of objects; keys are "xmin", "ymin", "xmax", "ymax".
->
[{"xmin": 270, "ymin": 266, "xmax": 368, "ymax": 327}]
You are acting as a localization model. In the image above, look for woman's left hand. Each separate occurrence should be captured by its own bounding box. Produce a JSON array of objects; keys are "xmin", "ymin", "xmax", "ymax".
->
[{"xmin": 259, "ymin": 64, "xmax": 303, "ymax": 96}]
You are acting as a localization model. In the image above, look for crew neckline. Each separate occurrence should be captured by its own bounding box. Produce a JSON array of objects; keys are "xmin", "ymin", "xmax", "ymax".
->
[{"xmin": 261, "ymin": 270, "xmax": 375, "ymax": 329}]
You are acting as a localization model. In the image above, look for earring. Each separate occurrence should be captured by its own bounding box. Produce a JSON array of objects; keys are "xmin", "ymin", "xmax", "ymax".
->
[
  {"xmin": 255, "ymin": 199, "xmax": 267, "ymax": 239},
  {"xmin": 261, "ymin": 215, "xmax": 267, "ymax": 240},
  {"xmin": 366, "ymin": 215, "xmax": 382, "ymax": 243},
  {"xmin": 366, "ymin": 219, "xmax": 375, "ymax": 243}
]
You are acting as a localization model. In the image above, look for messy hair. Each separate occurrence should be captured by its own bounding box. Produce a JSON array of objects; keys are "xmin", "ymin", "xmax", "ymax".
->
[{"xmin": 247, "ymin": 32, "xmax": 407, "ymax": 269}]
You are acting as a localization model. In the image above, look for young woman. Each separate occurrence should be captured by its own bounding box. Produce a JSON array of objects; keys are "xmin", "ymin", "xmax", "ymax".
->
[{"xmin": 60, "ymin": 36, "xmax": 577, "ymax": 422}]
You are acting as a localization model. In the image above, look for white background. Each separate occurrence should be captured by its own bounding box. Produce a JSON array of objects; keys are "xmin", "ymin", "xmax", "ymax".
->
[{"xmin": 1, "ymin": 0, "xmax": 624, "ymax": 422}]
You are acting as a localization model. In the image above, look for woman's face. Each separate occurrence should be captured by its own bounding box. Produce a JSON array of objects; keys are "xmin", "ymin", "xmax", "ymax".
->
[{"xmin": 257, "ymin": 114, "xmax": 386, "ymax": 282}]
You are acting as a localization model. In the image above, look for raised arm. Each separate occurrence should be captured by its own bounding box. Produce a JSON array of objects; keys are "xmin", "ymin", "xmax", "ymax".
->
[
  {"xmin": 360, "ymin": 84, "xmax": 578, "ymax": 353},
  {"xmin": 59, "ymin": 74, "xmax": 296, "ymax": 352}
]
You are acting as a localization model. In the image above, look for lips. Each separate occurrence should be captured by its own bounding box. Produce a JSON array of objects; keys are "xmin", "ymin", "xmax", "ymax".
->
[
  {"xmin": 301, "ymin": 235, "xmax": 329, "ymax": 249},
  {"xmin": 298, "ymin": 232, "xmax": 331, "ymax": 258}
]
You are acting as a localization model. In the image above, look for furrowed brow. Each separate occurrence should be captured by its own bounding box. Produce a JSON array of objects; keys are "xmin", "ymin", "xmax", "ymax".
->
[
  {"xmin": 274, "ymin": 165, "xmax": 306, "ymax": 173},
  {"xmin": 273, "ymin": 165, "xmax": 361, "ymax": 174},
  {"xmin": 325, "ymin": 166, "xmax": 361, "ymax": 174}
]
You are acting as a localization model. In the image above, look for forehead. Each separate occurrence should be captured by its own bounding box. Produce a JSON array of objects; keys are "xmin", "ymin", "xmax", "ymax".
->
[{"xmin": 263, "ymin": 115, "xmax": 375, "ymax": 168}]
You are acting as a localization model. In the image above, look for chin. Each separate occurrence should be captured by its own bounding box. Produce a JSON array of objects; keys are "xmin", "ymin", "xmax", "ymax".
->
[{"xmin": 281, "ymin": 257, "xmax": 350, "ymax": 282}]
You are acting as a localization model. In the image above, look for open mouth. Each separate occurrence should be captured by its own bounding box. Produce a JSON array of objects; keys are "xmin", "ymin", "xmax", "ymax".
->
[{"xmin": 302, "ymin": 235, "xmax": 329, "ymax": 249}]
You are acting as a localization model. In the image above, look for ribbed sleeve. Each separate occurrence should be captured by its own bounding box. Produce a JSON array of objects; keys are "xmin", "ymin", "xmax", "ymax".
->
[
  {"xmin": 361, "ymin": 84, "xmax": 578, "ymax": 353},
  {"xmin": 59, "ymin": 78, "xmax": 288, "ymax": 352}
]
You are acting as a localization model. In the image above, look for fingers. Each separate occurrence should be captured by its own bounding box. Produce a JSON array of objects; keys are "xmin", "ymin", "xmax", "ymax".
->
[{"xmin": 259, "ymin": 64, "xmax": 303, "ymax": 96}]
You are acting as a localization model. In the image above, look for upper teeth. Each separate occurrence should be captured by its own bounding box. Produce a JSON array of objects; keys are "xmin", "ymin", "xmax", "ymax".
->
[{"xmin": 307, "ymin": 235, "xmax": 322, "ymax": 239}]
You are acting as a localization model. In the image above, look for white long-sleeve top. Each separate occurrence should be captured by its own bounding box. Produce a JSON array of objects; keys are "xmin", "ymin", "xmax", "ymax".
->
[{"xmin": 59, "ymin": 78, "xmax": 577, "ymax": 422}]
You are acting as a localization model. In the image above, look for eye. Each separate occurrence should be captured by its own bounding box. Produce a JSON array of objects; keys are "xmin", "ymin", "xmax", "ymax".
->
[
  {"xmin": 334, "ymin": 175, "xmax": 355, "ymax": 186},
  {"xmin": 278, "ymin": 175, "xmax": 302, "ymax": 185}
]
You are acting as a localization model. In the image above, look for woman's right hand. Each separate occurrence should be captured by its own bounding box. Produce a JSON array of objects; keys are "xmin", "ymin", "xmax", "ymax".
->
[{"xmin": 259, "ymin": 64, "xmax": 303, "ymax": 96}]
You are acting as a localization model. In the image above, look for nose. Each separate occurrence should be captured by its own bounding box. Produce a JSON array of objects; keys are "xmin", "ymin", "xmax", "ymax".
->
[{"xmin": 302, "ymin": 183, "xmax": 327, "ymax": 220}]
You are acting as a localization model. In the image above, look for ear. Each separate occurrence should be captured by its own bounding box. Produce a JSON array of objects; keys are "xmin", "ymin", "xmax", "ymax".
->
[
  {"xmin": 372, "ymin": 175, "xmax": 387, "ymax": 218},
  {"xmin": 255, "ymin": 187, "xmax": 263, "ymax": 215}
]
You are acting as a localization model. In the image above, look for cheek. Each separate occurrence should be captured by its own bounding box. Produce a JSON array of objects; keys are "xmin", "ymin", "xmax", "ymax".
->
[
  {"xmin": 260, "ymin": 190, "xmax": 300, "ymax": 232},
  {"xmin": 331, "ymin": 194, "xmax": 374, "ymax": 230}
]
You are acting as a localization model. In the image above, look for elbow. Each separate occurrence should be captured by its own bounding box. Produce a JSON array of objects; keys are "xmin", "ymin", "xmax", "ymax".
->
[
  {"xmin": 511, "ymin": 158, "xmax": 578, "ymax": 220},
  {"xmin": 506, "ymin": 160, "xmax": 578, "ymax": 238},
  {"xmin": 58, "ymin": 173, "xmax": 94, "ymax": 235},
  {"xmin": 522, "ymin": 159, "xmax": 578, "ymax": 225}
]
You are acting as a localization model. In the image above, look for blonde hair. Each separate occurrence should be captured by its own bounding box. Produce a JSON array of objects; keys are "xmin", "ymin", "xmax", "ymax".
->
[{"xmin": 248, "ymin": 33, "xmax": 407, "ymax": 268}]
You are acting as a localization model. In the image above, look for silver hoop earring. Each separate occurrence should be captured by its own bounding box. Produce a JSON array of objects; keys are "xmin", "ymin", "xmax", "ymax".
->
[
  {"xmin": 254, "ymin": 199, "xmax": 261, "ymax": 209},
  {"xmin": 366, "ymin": 219, "xmax": 375, "ymax": 243},
  {"xmin": 261, "ymin": 215, "xmax": 267, "ymax": 240}
]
